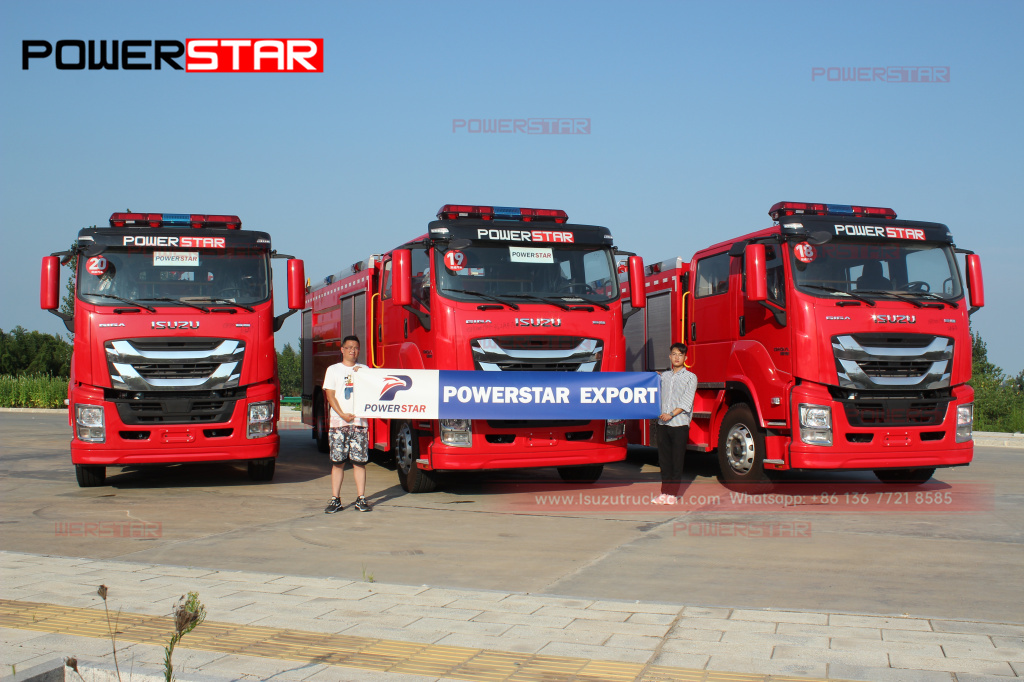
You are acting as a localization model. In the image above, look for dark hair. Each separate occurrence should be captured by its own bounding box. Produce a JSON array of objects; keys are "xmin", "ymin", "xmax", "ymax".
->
[
  {"xmin": 670, "ymin": 342, "xmax": 687, "ymax": 355},
  {"xmin": 342, "ymin": 335, "xmax": 360, "ymax": 346}
]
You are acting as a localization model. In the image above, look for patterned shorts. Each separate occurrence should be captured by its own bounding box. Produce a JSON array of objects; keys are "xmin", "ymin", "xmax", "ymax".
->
[{"xmin": 328, "ymin": 426, "xmax": 369, "ymax": 464}]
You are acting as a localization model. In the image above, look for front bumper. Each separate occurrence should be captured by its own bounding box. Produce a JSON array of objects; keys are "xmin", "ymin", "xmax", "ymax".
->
[{"xmin": 787, "ymin": 382, "xmax": 973, "ymax": 470}]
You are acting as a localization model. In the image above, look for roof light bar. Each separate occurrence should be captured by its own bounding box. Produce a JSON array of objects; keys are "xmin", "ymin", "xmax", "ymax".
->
[
  {"xmin": 437, "ymin": 205, "xmax": 494, "ymax": 221},
  {"xmin": 108, "ymin": 212, "xmax": 242, "ymax": 229},
  {"xmin": 437, "ymin": 204, "xmax": 568, "ymax": 223},
  {"xmin": 769, "ymin": 202, "xmax": 896, "ymax": 221}
]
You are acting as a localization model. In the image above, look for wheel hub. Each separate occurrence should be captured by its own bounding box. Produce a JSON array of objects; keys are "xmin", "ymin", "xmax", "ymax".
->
[
  {"xmin": 725, "ymin": 424, "xmax": 755, "ymax": 474},
  {"xmin": 395, "ymin": 424, "xmax": 414, "ymax": 474}
]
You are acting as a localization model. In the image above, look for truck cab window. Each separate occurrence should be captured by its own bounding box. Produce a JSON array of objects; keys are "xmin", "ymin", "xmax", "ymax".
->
[{"xmin": 696, "ymin": 252, "xmax": 730, "ymax": 298}]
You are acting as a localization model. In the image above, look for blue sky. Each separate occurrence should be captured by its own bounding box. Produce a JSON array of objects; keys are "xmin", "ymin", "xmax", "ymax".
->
[{"xmin": 2, "ymin": 0, "xmax": 1022, "ymax": 374}]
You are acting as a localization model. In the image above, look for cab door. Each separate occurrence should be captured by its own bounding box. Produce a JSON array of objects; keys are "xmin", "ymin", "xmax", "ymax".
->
[{"xmin": 689, "ymin": 251, "xmax": 734, "ymax": 383}]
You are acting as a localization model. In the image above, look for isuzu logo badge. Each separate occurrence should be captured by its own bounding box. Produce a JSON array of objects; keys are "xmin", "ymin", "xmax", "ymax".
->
[
  {"xmin": 872, "ymin": 314, "xmax": 916, "ymax": 324},
  {"xmin": 514, "ymin": 318, "xmax": 562, "ymax": 327},
  {"xmin": 151, "ymin": 321, "xmax": 200, "ymax": 329}
]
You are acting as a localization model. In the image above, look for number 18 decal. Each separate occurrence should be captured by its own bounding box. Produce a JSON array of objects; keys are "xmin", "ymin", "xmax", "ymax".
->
[{"xmin": 794, "ymin": 242, "xmax": 816, "ymax": 263}]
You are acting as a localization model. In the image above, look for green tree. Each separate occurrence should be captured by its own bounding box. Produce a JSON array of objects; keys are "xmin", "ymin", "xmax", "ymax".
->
[
  {"xmin": 969, "ymin": 330, "xmax": 1024, "ymax": 433},
  {"xmin": 278, "ymin": 342, "xmax": 301, "ymax": 397},
  {"xmin": 0, "ymin": 326, "xmax": 72, "ymax": 376}
]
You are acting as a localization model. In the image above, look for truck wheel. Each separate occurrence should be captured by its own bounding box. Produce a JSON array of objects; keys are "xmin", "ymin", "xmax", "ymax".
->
[
  {"xmin": 557, "ymin": 465, "xmax": 604, "ymax": 484},
  {"xmin": 393, "ymin": 420, "xmax": 436, "ymax": 493},
  {"xmin": 75, "ymin": 465, "xmax": 106, "ymax": 488},
  {"xmin": 717, "ymin": 403, "xmax": 772, "ymax": 490},
  {"xmin": 313, "ymin": 397, "xmax": 329, "ymax": 453},
  {"xmin": 248, "ymin": 458, "xmax": 276, "ymax": 482},
  {"xmin": 874, "ymin": 468, "xmax": 935, "ymax": 485}
]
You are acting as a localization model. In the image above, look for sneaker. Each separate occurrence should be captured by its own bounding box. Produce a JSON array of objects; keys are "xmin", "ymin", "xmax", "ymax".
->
[
  {"xmin": 324, "ymin": 497, "xmax": 343, "ymax": 514},
  {"xmin": 652, "ymin": 493, "xmax": 668, "ymax": 505},
  {"xmin": 353, "ymin": 496, "xmax": 372, "ymax": 513},
  {"xmin": 665, "ymin": 495, "xmax": 678, "ymax": 505}
]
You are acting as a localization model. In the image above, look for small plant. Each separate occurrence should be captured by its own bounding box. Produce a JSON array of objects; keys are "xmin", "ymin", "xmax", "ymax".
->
[
  {"xmin": 97, "ymin": 585, "xmax": 123, "ymax": 681},
  {"xmin": 163, "ymin": 592, "xmax": 206, "ymax": 682},
  {"xmin": 65, "ymin": 657, "xmax": 86, "ymax": 681},
  {"xmin": 361, "ymin": 564, "xmax": 375, "ymax": 583}
]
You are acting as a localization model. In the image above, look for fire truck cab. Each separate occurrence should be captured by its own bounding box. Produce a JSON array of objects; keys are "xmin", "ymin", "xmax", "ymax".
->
[
  {"xmin": 41, "ymin": 212, "xmax": 305, "ymax": 487},
  {"xmin": 303, "ymin": 204, "xmax": 646, "ymax": 492},
  {"xmin": 625, "ymin": 201, "xmax": 984, "ymax": 486}
]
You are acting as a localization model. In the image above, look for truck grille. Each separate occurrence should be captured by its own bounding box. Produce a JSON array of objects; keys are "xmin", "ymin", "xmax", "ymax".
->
[
  {"xmin": 832, "ymin": 334, "xmax": 952, "ymax": 390},
  {"xmin": 838, "ymin": 394, "xmax": 952, "ymax": 428},
  {"xmin": 471, "ymin": 336, "xmax": 602, "ymax": 372},
  {"xmin": 108, "ymin": 389, "xmax": 241, "ymax": 425},
  {"xmin": 104, "ymin": 338, "xmax": 245, "ymax": 391}
]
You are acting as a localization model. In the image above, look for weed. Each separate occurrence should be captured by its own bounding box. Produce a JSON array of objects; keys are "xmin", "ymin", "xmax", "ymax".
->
[
  {"xmin": 163, "ymin": 592, "xmax": 206, "ymax": 682},
  {"xmin": 361, "ymin": 564, "xmax": 375, "ymax": 583},
  {"xmin": 97, "ymin": 584, "xmax": 123, "ymax": 682}
]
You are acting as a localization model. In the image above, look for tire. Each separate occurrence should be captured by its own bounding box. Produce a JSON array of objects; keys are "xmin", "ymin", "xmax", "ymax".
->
[
  {"xmin": 393, "ymin": 420, "xmax": 436, "ymax": 493},
  {"xmin": 874, "ymin": 468, "xmax": 935, "ymax": 485},
  {"xmin": 75, "ymin": 465, "xmax": 106, "ymax": 488},
  {"xmin": 248, "ymin": 458, "xmax": 276, "ymax": 482},
  {"xmin": 557, "ymin": 465, "xmax": 604, "ymax": 484},
  {"xmin": 313, "ymin": 394, "xmax": 329, "ymax": 454},
  {"xmin": 717, "ymin": 403, "xmax": 773, "ymax": 491}
]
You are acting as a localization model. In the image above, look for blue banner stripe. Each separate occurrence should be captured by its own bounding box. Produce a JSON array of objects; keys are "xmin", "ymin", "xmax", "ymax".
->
[{"xmin": 437, "ymin": 371, "xmax": 660, "ymax": 420}]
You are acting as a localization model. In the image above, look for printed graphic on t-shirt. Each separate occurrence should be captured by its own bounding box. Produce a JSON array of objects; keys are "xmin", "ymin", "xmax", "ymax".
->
[{"xmin": 344, "ymin": 374, "xmax": 354, "ymax": 401}]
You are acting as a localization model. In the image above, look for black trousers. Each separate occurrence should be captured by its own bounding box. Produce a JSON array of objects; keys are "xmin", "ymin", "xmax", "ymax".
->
[{"xmin": 657, "ymin": 424, "xmax": 689, "ymax": 496}]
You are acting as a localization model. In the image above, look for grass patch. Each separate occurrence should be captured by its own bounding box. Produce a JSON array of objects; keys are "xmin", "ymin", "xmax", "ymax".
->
[{"xmin": 0, "ymin": 374, "xmax": 68, "ymax": 408}]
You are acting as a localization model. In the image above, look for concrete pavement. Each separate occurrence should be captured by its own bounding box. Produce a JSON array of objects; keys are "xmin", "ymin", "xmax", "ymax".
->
[{"xmin": 2, "ymin": 551, "xmax": 1023, "ymax": 681}]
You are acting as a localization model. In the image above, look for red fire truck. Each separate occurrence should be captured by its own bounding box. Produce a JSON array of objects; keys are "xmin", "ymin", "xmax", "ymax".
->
[
  {"xmin": 624, "ymin": 201, "xmax": 984, "ymax": 486},
  {"xmin": 302, "ymin": 203, "xmax": 646, "ymax": 492},
  {"xmin": 40, "ymin": 212, "xmax": 305, "ymax": 487}
]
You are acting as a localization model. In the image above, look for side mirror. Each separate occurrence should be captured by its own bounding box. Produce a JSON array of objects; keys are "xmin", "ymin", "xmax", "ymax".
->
[
  {"xmin": 966, "ymin": 254, "xmax": 984, "ymax": 308},
  {"xmin": 393, "ymin": 249, "xmax": 412, "ymax": 307},
  {"xmin": 628, "ymin": 256, "xmax": 646, "ymax": 309},
  {"xmin": 745, "ymin": 244, "xmax": 767, "ymax": 302},
  {"xmin": 287, "ymin": 259, "xmax": 305, "ymax": 310},
  {"xmin": 40, "ymin": 256, "xmax": 61, "ymax": 310}
]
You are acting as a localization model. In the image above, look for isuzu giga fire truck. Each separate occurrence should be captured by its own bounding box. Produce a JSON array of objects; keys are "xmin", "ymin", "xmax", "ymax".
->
[
  {"xmin": 302, "ymin": 204, "xmax": 646, "ymax": 492},
  {"xmin": 40, "ymin": 212, "xmax": 305, "ymax": 487},
  {"xmin": 624, "ymin": 201, "xmax": 984, "ymax": 486}
]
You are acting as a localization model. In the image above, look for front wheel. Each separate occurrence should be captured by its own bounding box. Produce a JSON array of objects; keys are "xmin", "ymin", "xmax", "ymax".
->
[
  {"xmin": 248, "ymin": 458, "xmax": 276, "ymax": 482},
  {"xmin": 717, "ymin": 403, "xmax": 772, "ymax": 491},
  {"xmin": 393, "ymin": 420, "xmax": 436, "ymax": 493},
  {"xmin": 557, "ymin": 465, "xmax": 604, "ymax": 484},
  {"xmin": 76, "ymin": 465, "xmax": 106, "ymax": 488},
  {"xmin": 874, "ymin": 468, "xmax": 935, "ymax": 485}
]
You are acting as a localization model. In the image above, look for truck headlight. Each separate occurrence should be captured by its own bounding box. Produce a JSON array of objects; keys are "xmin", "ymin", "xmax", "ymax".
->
[
  {"xmin": 955, "ymin": 403, "xmax": 973, "ymax": 443},
  {"xmin": 440, "ymin": 419, "xmax": 472, "ymax": 447},
  {"xmin": 75, "ymin": 404, "xmax": 106, "ymax": 443},
  {"xmin": 799, "ymin": 404, "xmax": 832, "ymax": 446},
  {"xmin": 605, "ymin": 419, "xmax": 625, "ymax": 442},
  {"xmin": 247, "ymin": 401, "xmax": 274, "ymax": 439}
]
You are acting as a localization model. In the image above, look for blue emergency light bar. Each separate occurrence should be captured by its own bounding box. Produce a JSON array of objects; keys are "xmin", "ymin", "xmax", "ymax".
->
[
  {"xmin": 437, "ymin": 204, "xmax": 568, "ymax": 223},
  {"xmin": 769, "ymin": 202, "xmax": 896, "ymax": 221},
  {"xmin": 109, "ymin": 212, "xmax": 242, "ymax": 229}
]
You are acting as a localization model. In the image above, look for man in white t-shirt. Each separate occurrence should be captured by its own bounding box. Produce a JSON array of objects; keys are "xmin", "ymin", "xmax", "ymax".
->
[{"xmin": 322, "ymin": 336, "xmax": 372, "ymax": 513}]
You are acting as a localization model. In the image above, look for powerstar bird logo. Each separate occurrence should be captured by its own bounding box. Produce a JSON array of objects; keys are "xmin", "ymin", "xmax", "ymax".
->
[{"xmin": 379, "ymin": 375, "xmax": 413, "ymax": 401}]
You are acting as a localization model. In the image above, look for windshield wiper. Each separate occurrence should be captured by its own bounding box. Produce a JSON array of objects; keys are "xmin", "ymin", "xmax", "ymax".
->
[
  {"xmin": 903, "ymin": 292, "xmax": 956, "ymax": 308},
  {"xmin": 855, "ymin": 290, "xmax": 925, "ymax": 308},
  {"xmin": 141, "ymin": 297, "xmax": 212, "ymax": 313},
  {"xmin": 801, "ymin": 285, "xmax": 876, "ymax": 307},
  {"xmin": 88, "ymin": 294, "xmax": 157, "ymax": 312},
  {"xmin": 183, "ymin": 297, "xmax": 255, "ymax": 313},
  {"xmin": 504, "ymin": 294, "xmax": 572, "ymax": 311},
  {"xmin": 442, "ymin": 289, "xmax": 520, "ymax": 310},
  {"xmin": 575, "ymin": 297, "xmax": 610, "ymax": 311}
]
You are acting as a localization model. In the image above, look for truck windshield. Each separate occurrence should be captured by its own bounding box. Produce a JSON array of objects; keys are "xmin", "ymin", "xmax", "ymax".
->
[
  {"xmin": 789, "ymin": 240, "xmax": 963, "ymax": 301},
  {"xmin": 77, "ymin": 247, "xmax": 271, "ymax": 306},
  {"xmin": 434, "ymin": 243, "xmax": 619, "ymax": 304}
]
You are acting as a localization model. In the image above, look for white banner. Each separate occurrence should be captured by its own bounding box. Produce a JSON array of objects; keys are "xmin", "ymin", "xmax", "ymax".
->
[
  {"xmin": 353, "ymin": 369, "xmax": 439, "ymax": 419},
  {"xmin": 153, "ymin": 251, "xmax": 199, "ymax": 266},
  {"xmin": 508, "ymin": 246, "xmax": 554, "ymax": 263}
]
